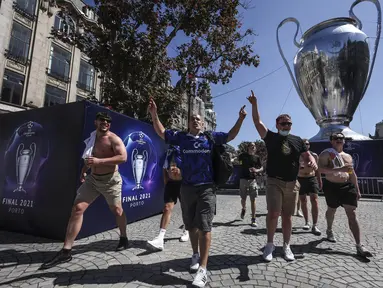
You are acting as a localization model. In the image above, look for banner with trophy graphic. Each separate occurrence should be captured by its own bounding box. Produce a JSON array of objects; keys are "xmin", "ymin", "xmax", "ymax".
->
[
  {"xmin": 77, "ymin": 103, "xmax": 167, "ymax": 238},
  {"xmin": 0, "ymin": 102, "xmax": 85, "ymax": 240}
]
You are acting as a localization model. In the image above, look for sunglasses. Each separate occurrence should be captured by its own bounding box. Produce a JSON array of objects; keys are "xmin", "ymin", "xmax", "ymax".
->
[
  {"xmin": 98, "ymin": 118, "xmax": 111, "ymax": 123},
  {"xmin": 305, "ymin": 143, "xmax": 310, "ymax": 146},
  {"xmin": 332, "ymin": 136, "xmax": 344, "ymax": 141},
  {"xmin": 279, "ymin": 122, "xmax": 292, "ymax": 127}
]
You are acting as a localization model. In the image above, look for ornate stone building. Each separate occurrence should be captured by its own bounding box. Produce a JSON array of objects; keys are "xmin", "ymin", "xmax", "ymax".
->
[{"xmin": 0, "ymin": 0, "xmax": 101, "ymax": 114}]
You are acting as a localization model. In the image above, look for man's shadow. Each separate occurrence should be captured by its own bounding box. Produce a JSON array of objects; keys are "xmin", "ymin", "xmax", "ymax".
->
[{"xmin": 0, "ymin": 254, "xmax": 265, "ymax": 287}]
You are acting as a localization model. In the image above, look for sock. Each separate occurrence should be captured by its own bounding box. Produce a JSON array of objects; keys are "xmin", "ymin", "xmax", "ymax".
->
[
  {"xmin": 199, "ymin": 266, "xmax": 207, "ymax": 273},
  {"xmin": 356, "ymin": 243, "xmax": 362, "ymax": 248},
  {"xmin": 62, "ymin": 248, "xmax": 71, "ymax": 255},
  {"xmin": 193, "ymin": 252, "xmax": 199, "ymax": 257},
  {"xmin": 159, "ymin": 229, "xmax": 166, "ymax": 239}
]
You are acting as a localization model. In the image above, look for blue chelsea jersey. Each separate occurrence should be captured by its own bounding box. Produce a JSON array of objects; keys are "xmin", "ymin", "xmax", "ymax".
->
[{"xmin": 164, "ymin": 130, "xmax": 228, "ymax": 186}]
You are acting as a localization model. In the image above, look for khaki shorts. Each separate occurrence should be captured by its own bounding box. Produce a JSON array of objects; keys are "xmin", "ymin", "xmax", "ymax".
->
[
  {"xmin": 75, "ymin": 171, "xmax": 122, "ymax": 206},
  {"xmin": 239, "ymin": 179, "xmax": 258, "ymax": 201},
  {"xmin": 266, "ymin": 177, "xmax": 300, "ymax": 215}
]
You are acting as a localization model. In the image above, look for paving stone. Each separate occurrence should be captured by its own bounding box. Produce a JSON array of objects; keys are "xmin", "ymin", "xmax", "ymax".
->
[{"xmin": 0, "ymin": 194, "xmax": 382, "ymax": 288}]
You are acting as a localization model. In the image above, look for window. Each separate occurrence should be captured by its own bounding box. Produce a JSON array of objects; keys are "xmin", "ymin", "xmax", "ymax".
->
[
  {"xmin": 44, "ymin": 85, "xmax": 67, "ymax": 107},
  {"xmin": 53, "ymin": 13, "xmax": 75, "ymax": 35},
  {"xmin": 0, "ymin": 69, "xmax": 25, "ymax": 105},
  {"xmin": 76, "ymin": 95, "xmax": 86, "ymax": 101},
  {"xmin": 77, "ymin": 60, "xmax": 95, "ymax": 91},
  {"xmin": 7, "ymin": 22, "xmax": 32, "ymax": 64},
  {"xmin": 14, "ymin": 0, "xmax": 36, "ymax": 17},
  {"xmin": 48, "ymin": 44, "xmax": 71, "ymax": 82}
]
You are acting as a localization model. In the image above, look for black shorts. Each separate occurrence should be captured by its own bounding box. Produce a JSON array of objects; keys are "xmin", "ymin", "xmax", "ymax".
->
[
  {"xmin": 323, "ymin": 179, "xmax": 358, "ymax": 208},
  {"xmin": 164, "ymin": 181, "xmax": 182, "ymax": 204},
  {"xmin": 180, "ymin": 184, "xmax": 216, "ymax": 232},
  {"xmin": 297, "ymin": 176, "xmax": 319, "ymax": 196}
]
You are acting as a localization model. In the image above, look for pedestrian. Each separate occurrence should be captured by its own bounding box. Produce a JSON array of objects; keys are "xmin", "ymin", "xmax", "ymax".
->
[
  {"xmin": 318, "ymin": 132, "xmax": 372, "ymax": 257},
  {"xmin": 148, "ymin": 97, "xmax": 246, "ymax": 287},
  {"xmin": 238, "ymin": 142, "xmax": 263, "ymax": 227},
  {"xmin": 147, "ymin": 145, "xmax": 189, "ymax": 251},
  {"xmin": 247, "ymin": 90, "xmax": 317, "ymax": 262}
]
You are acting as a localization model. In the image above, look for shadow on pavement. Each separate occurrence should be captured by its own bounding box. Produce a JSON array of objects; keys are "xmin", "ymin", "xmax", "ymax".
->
[
  {"xmin": 0, "ymin": 231, "xmax": 59, "ymax": 244},
  {"xmin": 0, "ymin": 254, "xmax": 265, "ymax": 287}
]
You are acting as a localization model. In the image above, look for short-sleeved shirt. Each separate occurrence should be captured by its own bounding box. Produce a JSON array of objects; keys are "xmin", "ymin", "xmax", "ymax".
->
[
  {"xmin": 238, "ymin": 153, "xmax": 262, "ymax": 179},
  {"xmin": 164, "ymin": 130, "xmax": 229, "ymax": 185},
  {"xmin": 263, "ymin": 130, "xmax": 307, "ymax": 181}
]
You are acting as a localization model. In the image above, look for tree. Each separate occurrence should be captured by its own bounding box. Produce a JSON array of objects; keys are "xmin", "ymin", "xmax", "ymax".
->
[
  {"xmin": 237, "ymin": 140, "xmax": 267, "ymax": 168},
  {"xmin": 77, "ymin": 0, "xmax": 259, "ymax": 125}
]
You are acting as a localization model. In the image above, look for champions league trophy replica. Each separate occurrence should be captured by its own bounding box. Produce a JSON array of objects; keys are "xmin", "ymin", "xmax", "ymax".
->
[
  {"xmin": 131, "ymin": 148, "xmax": 148, "ymax": 191},
  {"xmin": 14, "ymin": 143, "xmax": 36, "ymax": 193},
  {"xmin": 277, "ymin": 0, "xmax": 381, "ymax": 141}
]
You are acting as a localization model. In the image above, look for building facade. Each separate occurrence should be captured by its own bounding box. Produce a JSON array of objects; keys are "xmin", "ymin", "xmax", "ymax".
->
[{"xmin": 0, "ymin": 0, "xmax": 101, "ymax": 114}]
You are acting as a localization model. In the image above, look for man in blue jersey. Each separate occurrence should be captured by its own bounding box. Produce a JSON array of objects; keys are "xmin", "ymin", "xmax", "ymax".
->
[
  {"xmin": 148, "ymin": 97, "xmax": 246, "ymax": 288},
  {"xmin": 147, "ymin": 145, "xmax": 189, "ymax": 251}
]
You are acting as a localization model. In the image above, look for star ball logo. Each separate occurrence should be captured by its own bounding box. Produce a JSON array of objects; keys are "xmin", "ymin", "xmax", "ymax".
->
[{"xmin": 122, "ymin": 131, "xmax": 158, "ymax": 208}]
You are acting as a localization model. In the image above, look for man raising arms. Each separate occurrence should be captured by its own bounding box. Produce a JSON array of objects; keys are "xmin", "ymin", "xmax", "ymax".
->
[
  {"xmin": 318, "ymin": 133, "xmax": 372, "ymax": 257},
  {"xmin": 238, "ymin": 142, "xmax": 263, "ymax": 227},
  {"xmin": 247, "ymin": 90, "xmax": 317, "ymax": 262},
  {"xmin": 297, "ymin": 139, "xmax": 322, "ymax": 235},
  {"xmin": 148, "ymin": 97, "xmax": 245, "ymax": 288},
  {"xmin": 41, "ymin": 112, "xmax": 128, "ymax": 269}
]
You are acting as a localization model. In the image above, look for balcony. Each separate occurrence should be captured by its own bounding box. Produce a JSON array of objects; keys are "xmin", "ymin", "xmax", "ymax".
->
[{"xmin": 13, "ymin": 2, "xmax": 36, "ymax": 21}]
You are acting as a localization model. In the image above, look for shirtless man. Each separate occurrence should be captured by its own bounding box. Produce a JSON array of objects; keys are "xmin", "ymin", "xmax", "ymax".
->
[
  {"xmin": 297, "ymin": 139, "xmax": 322, "ymax": 235},
  {"xmin": 41, "ymin": 112, "xmax": 128, "ymax": 269},
  {"xmin": 318, "ymin": 132, "xmax": 372, "ymax": 257}
]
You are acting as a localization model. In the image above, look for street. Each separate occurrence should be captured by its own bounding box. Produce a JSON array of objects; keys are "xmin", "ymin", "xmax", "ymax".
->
[{"xmin": 0, "ymin": 193, "xmax": 382, "ymax": 288}]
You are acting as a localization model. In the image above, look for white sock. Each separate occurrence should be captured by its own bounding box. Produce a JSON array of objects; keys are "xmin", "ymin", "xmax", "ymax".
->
[
  {"xmin": 199, "ymin": 266, "xmax": 206, "ymax": 273},
  {"xmin": 159, "ymin": 229, "xmax": 166, "ymax": 239}
]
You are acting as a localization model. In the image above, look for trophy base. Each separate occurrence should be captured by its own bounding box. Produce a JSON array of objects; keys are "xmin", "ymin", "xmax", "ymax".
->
[
  {"xmin": 309, "ymin": 124, "xmax": 372, "ymax": 142},
  {"xmin": 132, "ymin": 184, "xmax": 144, "ymax": 191},
  {"xmin": 13, "ymin": 186, "xmax": 26, "ymax": 193}
]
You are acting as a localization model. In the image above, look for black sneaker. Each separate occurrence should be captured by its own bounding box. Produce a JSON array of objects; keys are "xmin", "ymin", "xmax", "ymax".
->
[
  {"xmin": 116, "ymin": 237, "xmax": 128, "ymax": 251},
  {"xmin": 40, "ymin": 249, "xmax": 72, "ymax": 270},
  {"xmin": 240, "ymin": 209, "xmax": 246, "ymax": 219},
  {"xmin": 356, "ymin": 245, "xmax": 373, "ymax": 258}
]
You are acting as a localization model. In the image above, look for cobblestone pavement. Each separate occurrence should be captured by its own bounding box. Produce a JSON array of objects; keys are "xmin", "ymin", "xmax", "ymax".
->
[{"xmin": 1, "ymin": 194, "xmax": 382, "ymax": 288}]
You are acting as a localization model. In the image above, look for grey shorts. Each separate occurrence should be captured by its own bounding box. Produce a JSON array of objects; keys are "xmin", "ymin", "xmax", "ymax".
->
[
  {"xmin": 239, "ymin": 179, "xmax": 258, "ymax": 200},
  {"xmin": 180, "ymin": 184, "xmax": 216, "ymax": 232}
]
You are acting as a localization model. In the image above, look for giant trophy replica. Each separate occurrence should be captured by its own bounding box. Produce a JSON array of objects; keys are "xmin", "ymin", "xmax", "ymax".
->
[{"xmin": 277, "ymin": 0, "xmax": 381, "ymax": 141}]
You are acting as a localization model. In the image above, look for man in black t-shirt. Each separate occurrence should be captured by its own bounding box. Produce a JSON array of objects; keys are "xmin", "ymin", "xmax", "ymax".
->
[
  {"xmin": 238, "ymin": 142, "xmax": 263, "ymax": 227},
  {"xmin": 247, "ymin": 90, "xmax": 317, "ymax": 263}
]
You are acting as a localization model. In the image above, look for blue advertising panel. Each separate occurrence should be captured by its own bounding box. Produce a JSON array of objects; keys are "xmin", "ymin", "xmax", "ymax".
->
[
  {"xmin": 0, "ymin": 102, "xmax": 85, "ymax": 239},
  {"xmin": 78, "ymin": 102, "xmax": 167, "ymax": 238}
]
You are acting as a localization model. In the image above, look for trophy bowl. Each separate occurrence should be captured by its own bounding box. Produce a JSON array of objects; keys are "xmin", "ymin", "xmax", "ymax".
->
[{"xmin": 277, "ymin": 0, "xmax": 381, "ymax": 141}]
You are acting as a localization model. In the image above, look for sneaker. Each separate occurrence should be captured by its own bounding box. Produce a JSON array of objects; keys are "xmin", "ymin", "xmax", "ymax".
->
[
  {"xmin": 240, "ymin": 209, "xmax": 246, "ymax": 219},
  {"xmin": 251, "ymin": 218, "xmax": 258, "ymax": 227},
  {"xmin": 326, "ymin": 230, "xmax": 336, "ymax": 243},
  {"xmin": 147, "ymin": 236, "xmax": 164, "ymax": 251},
  {"xmin": 262, "ymin": 243, "xmax": 275, "ymax": 262},
  {"xmin": 180, "ymin": 230, "xmax": 189, "ymax": 242},
  {"xmin": 356, "ymin": 245, "xmax": 373, "ymax": 258},
  {"xmin": 40, "ymin": 249, "xmax": 72, "ymax": 270},
  {"xmin": 302, "ymin": 222, "xmax": 311, "ymax": 230},
  {"xmin": 192, "ymin": 267, "xmax": 208, "ymax": 287},
  {"xmin": 312, "ymin": 226, "xmax": 321, "ymax": 236},
  {"xmin": 283, "ymin": 243, "xmax": 295, "ymax": 261},
  {"xmin": 116, "ymin": 237, "xmax": 128, "ymax": 251},
  {"xmin": 190, "ymin": 253, "xmax": 200, "ymax": 272},
  {"xmin": 296, "ymin": 210, "xmax": 303, "ymax": 217}
]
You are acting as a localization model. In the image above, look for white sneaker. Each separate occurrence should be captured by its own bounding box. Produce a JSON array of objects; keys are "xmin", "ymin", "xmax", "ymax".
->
[
  {"xmin": 296, "ymin": 210, "xmax": 303, "ymax": 217},
  {"xmin": 302, "ymin": 222, "xmax": 311, "ymax": 230},
  {"xmin": 262, "ymin": 243, "xmax": 275, "ymax": 262},
  {"xmin": 180, "ymin": 230, "xmax": 189, "ymax": 242},
  {"xmin": 190, "ymin": 253, "xmax": 200, "ymax": 272},
  {"xmin": 147, "ymin": 237, "xmax": 164, "ymax": 251},
  {"xmin": 192, "ymin": 267, "xmax": 208, "ymax": 287},
  {"xmin": 283, "ymin": 243, "xmax": 295, "ymax": 261}
]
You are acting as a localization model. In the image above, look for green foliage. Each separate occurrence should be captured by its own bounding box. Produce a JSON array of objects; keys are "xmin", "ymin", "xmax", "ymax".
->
[{"xmin": 76, "ymin": 0, "xmax": 259, "ymax": 125}]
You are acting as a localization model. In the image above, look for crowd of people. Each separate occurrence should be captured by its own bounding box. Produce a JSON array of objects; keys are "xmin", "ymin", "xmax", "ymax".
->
[{"xmin": 40, "ymin": 90, "xmax": 372, "ymax": 288}]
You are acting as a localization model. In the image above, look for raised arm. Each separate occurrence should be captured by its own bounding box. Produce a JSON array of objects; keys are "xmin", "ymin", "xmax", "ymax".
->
[
  {"xmin": 148, "ymin": 97, "xmax": 165, "ymax": 140},
  {"xmin": 247, "ymin": 90, "xmax": 268, "ymax": 139},
  {"xmin": 227, "ymin": 105, "xmax": 247, "ymax": 142}
]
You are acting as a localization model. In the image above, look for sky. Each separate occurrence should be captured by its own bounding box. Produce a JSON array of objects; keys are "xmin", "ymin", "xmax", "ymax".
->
[{"xmin": 85, "ymin": 0, "xmax": 383, "ymax": 149}]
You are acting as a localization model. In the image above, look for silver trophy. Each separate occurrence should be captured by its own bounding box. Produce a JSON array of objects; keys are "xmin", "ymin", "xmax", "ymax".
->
[
  {"xmin": 131, "ymin": 148, "xmax": 148, "ymax": 191},
  {"xmin": 277, "ymin": 0, "xmax": 381, "ymax": 141},
  {"xmin": 14, "ymin": 143, "xmax": 36, "ymax": 193}
]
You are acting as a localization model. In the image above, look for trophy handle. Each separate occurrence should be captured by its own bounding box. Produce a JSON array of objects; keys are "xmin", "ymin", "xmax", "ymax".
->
[
  {"xmin": 26, "ymin": 143, "xmax": 36, "ymax": 181},
  {"xmin": 276, "ymin": 17, "xmax": 307, "ymax": 107},
  {"xmin": 349, "ymin": 0, "xmax": 382, "ymax": 97},
  {"xmin": 131, "ymin": 148, "xmax": 138, "ymax": 182},
  {"xmin": 15, "ymin": 143, "xmax": 24, "ymax": 180},
  {"xmin": 142, "ymin": 150, "xmax": 148, "ymax": 180}
]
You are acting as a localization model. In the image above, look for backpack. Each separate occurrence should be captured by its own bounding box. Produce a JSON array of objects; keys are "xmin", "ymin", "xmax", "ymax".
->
[{"xmin": 204, "ymin": 131, "xmax": 234, "ymax": 185}]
